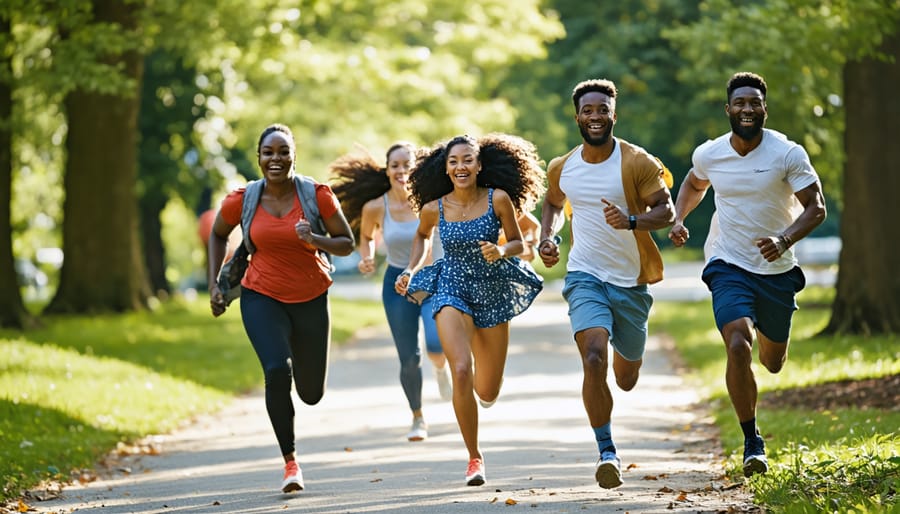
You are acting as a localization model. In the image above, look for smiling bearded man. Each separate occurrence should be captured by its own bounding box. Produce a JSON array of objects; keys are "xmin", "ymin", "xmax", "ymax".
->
[{"xmin": 538, "ymin": 78, "xmax": 675, "ymax": 489}]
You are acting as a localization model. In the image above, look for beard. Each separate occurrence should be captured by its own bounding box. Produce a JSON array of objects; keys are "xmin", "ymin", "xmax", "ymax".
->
[
  {"xmin": 729, "ymin": 114, "xmax": 764, "ymax": 141},
  {"xmin": 579, "ymin": 122, "xmax": 613, "ymax": 147}
]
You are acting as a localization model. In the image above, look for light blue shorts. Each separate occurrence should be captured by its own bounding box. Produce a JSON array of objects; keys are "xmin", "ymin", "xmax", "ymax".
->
[{"xmin": 561, "ymin": 271, "xmax": 653, "ymax": 361}]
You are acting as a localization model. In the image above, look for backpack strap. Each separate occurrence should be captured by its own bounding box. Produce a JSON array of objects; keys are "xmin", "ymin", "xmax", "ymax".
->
[
  {"xmin": 293, "ymin": 175, "xmax": 327, "ymax": 236},
  {"xmin": 240, "ymin": 179, "xmax": 266, "ymax": 254},
  {"xmin": 293, "ymin": 175, "xmax": 335, "ymax": 272}
]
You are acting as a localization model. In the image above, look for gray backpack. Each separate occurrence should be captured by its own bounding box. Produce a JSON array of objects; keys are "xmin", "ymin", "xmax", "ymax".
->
[{"xmin": 217, "ymin": 175, "xmax": 331, "ymax": 305}]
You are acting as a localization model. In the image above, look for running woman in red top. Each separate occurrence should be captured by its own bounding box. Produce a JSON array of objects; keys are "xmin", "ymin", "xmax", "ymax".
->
[{"xmin": 207, "ymin": 123, "xmax": 354, "ymax": 493}]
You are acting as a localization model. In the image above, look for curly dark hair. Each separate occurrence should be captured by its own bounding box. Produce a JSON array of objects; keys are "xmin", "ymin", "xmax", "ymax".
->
[
  {"xmin": 329, "ymin": 142, "xmax": 417, "ymax": 237},
  {"xmin": 727, "ymin": 72, "xmax": 767, "ymax": 101},
  {"xmin": 572, "ymin": 79, "xmax": 618, "ymax": 113},
  {"xmin": 407, "ymin": 133, "xmax": 546, "ymax": 214}
]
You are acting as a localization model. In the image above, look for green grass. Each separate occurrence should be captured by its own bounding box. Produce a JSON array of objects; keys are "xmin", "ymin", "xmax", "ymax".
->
[
  {"xmin": 651, "ymin": 286, "xmax": 900, "ymax": 512},
  {"xmin": 0, "ymin": 294, "xmax": 384, "ymax": 501}
]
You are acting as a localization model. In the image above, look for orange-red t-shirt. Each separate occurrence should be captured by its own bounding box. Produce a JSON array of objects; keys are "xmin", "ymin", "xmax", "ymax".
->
[{"xmin": 220, "ymin": 183, "xmax": 340, "ymax": 303}]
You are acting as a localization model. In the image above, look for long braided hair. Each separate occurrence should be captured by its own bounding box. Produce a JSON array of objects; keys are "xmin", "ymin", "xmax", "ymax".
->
[
  {"xmin": 407, "ymin": 133, "xmax": 546, "ymax": 214},
  {"xmin": 330, "ymin": 142, "xmax": 416, "ymax": 238}
]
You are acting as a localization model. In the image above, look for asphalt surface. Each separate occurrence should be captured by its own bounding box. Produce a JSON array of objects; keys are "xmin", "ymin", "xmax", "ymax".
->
[{"xmin": 25, "ymin": 263, "xmax": 793, "ymax": 514}]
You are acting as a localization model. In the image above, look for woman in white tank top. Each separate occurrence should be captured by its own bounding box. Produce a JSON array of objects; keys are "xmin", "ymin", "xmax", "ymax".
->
[{"xmin": 331, "ymin": 142, "xmax": 450, "ymax": 442}]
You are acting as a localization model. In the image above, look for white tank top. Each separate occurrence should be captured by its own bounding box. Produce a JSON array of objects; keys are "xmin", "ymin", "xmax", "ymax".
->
[{"xmin": 559, "ymin": 143, "xmax": 641, "ymax": 287}]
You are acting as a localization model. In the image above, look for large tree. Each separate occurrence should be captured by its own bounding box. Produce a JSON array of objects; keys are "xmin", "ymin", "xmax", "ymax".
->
[
  {"xmin": 45, "ymin": 0, "xmax": 149, "ymax": 313},
  {"xmin": 0, "ymin": 11, "xmax": 32, "ymax": 327},
  {"xmin": 665, "ymin": 0, "xmax": 900, "ymax": 334},
  {"xmin": 825, "ymin": 32, "xmax": 900, "ymax": 334}
]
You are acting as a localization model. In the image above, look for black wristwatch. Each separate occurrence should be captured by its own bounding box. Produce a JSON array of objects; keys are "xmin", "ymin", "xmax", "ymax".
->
[{"xmin": 628, "ymin": 215, "xmax": 637, "ymax": 231}]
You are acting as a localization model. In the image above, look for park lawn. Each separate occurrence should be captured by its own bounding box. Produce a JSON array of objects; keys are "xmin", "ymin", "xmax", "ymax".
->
[
  {"xmin": 651, "ymin": 286, "xmax": 900, "ymax": 512},
  {"xmin": 0, "ymin": 295, "xmax": 384, "ymax": 502}
]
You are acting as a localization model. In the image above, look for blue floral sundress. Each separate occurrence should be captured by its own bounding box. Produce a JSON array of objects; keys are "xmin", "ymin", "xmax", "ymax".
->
[{"xmin": 407, "ymin": 188, "xmax": 543, "ymax": 328}]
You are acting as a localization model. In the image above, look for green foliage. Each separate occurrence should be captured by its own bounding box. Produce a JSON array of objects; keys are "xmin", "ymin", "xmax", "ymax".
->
[
  {"xmin": 506, "ymin": 0, "xmax": 718, "ymax": 247},
  {"xmin": 664, "ymin": 0, "xmax": 900, "ymax": 205},
  {"xmin": 0, "ymin": 294, "xmax": 384, "ymax": 501},
  {"xmin": 653, "ymin": 286, "xmax": 900, "ymax": 510}
]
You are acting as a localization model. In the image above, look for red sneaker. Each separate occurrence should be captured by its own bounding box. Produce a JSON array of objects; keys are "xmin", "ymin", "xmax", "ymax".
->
[
  {"xmin": 465, "ymin": 458, "xmax": 485, "ymax": 486},
  {"xmin": 281, "ymin": 460, "xmax": 304, "ymax": 493}
]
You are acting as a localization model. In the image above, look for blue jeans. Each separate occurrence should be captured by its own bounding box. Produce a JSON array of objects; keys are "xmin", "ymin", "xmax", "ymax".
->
[
  {"xmin": 383, "ymin": 265, "xmax": 442, "ymax": 411},
  {"xmin": 240, "ymin": 287, "xmax": 330, "ymax": 457}
]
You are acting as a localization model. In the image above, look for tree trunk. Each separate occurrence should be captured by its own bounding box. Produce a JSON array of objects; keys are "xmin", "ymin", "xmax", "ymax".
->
[
  {"xmin": 0, "ymin": 15, "xmax": 33, "ymax": 327},
  {"xmin": 45, "ymin": 1, "xmax": 150, "ymax": 314},
  {"xmin": 140, "ymin": 192, "xmax": 170, "ymax": 297},
  {"xmin": 824, "ymin": 32, "xmax": 900, "ymax": 334}
]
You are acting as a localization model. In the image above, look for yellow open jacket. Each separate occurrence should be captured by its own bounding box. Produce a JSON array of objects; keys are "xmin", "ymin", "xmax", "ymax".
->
[{"xmin": 548, "ymin": 139, "xmax": 673, "ymax": 285}]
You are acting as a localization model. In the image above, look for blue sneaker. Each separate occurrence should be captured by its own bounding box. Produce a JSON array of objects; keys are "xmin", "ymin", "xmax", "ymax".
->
[
  {"xmin": 594, "ymin": 450, "xmax": 622, "ymax": 489},
  {"xmin": 742, "ymin": 434, "xmax": 768, "ymax": 477}
]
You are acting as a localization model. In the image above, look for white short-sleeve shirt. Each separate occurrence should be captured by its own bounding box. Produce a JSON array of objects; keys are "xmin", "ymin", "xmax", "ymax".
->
[{"xmin": 693, "ymin": 129, "xmax": 819, "ymax": 274}]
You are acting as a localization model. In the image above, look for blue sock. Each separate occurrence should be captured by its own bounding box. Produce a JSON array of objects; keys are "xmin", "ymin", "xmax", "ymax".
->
[
  {"xmin": 593, "ymin": 423, "xmax": 616, "ymax": 454},
  {"xmin": 740, "ymin": 418, "xmax": 758, "ymax": 440}
]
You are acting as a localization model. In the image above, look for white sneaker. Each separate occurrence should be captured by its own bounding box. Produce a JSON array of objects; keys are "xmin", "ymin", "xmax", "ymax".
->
[
  {"xmin": 407, "ymin": 416, "xmax": 427, "ymax": 441},
  {"xmin": 595, "ymin": 452, "xmax": 622, "ymax": 489},
  {"xmin": 435, "ymin": 366, "xmax": 452, "ymax": 401},
  {"xmin": 281, "ymin": 461, "xmax": 304, "ymax": 493}
]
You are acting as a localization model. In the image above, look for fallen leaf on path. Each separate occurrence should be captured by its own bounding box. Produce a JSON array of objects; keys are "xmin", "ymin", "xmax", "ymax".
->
[
  {"xmin": 344, "ymin": 447, "xmax": 353, "ymax": 452},
  {"xmin": 625, "ymin": 463, "xmax": 638, "ymax": 470},
  {"xmin": 489, "ymin": 497, "xmax": 498, "ymax": 504},
  {"xmin": 370, "ymin": 478, "xmax": 382, "ymax": 483},
  {"xmin": 675, "ymin": 492, "xmax": 688, "ymax": 502},
  {"xmin": 657, "ymin": 486, "xmax": 674, "ymax": 493},
  {"xmin": 642, "ymin": 475, "xmax": 659, "ymax": 480},
  {"xmin": 505, "ymin": 498, "xmax": 518, "ymax": 505},
  {"xmin": 16, "ymin": 500, "xmax": 31, "ymax": 512}
]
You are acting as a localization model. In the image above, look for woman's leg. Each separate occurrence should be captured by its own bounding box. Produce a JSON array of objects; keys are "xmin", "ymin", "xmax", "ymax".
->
[
  {"xmin": 382, "ymin": 266, "xmax": 424, "ymax": 414},
  {"xmin": 421, "ymin": 296, "xmax": 451, "ymax": 400},
  {"xmin": 436, "ymin": 307, "xmax": 480, "ymax": 460},
  {"xmin": 470, "ymin": 323, "xmax": 510, "ymax": 405},
  {"xmin": 284, "ymin": 292, "xmax": 331, "ymax": 407},
  {"xmin": 240, "ymin": 288, "xmax": 297, "ymax": 457}
]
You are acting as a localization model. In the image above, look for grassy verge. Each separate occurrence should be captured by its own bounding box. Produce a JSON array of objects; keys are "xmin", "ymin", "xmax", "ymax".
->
[
  {"xmin": 0, "ymin": 295, "xmax": 384, "ymax": 502},
  {"xmin": 651, "ymin": 286, "xmax": 900, "ymax": 512}
]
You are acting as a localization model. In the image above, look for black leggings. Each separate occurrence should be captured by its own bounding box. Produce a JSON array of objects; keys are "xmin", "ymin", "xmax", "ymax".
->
[{"xmin": 240, "ymin": 287, "xmax": 330, "ymax": 457}]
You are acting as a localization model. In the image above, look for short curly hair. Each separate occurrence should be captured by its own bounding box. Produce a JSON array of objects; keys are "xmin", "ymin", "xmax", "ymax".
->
[
  {"xmin": 407, "ymin": 133, "xmax": 546, "ymax": 214},
  {"xmin": 727, "ymin": 72, "xmax": 767, "ymax": 101},
  {"xmin": 572, "ymin": 79, "xmax": 618, "ymax": 113},
  {"xmin": 329, "ymin": 142, "xmax": 417, "ymax": 238}
]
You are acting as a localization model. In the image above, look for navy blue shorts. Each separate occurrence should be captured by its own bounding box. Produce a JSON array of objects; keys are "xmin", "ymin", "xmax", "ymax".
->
[{"xmin": 701, "ymin": 259, "xmax": 806, "ymax": 343}]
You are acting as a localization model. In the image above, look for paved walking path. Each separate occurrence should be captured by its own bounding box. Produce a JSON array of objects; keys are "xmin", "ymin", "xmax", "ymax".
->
[{"xmin": 33, "ymin": 276, "xmax": 756, "ymax": 513}]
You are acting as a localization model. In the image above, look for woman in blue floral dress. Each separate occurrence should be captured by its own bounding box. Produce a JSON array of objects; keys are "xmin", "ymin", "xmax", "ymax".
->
[{"xmin": 394, "ymin": 134, "xmax": 546, "ymax": 486}]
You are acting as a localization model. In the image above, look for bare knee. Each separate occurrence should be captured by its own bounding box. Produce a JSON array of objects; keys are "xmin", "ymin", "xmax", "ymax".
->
[
  {"xmin": 450, "ymin": 362, "xmax": 474, "ymax": 389},
  {"xmin": 759, "ymin": 340, "xmax": 788, "ymax": 374},
  {"xmin": 613, "ymin": 357, "xmax": 641, "ymax": 391},
  {"xmin": 723, "ymin": 321, "xmax": 753, "ymax": 368},
  {"xmin": 582, "ymin": 338, "xmax": 609, "ymax": 370}
]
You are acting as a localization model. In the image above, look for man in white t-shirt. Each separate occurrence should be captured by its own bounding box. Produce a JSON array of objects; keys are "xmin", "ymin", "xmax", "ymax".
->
[
  {"xmin": 538, "ymin": 78, "xmax": 675, "ymax": 489},
  {"xmin": 668, "ymin": 72, "xmax": 826, "ymax": 477}
]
